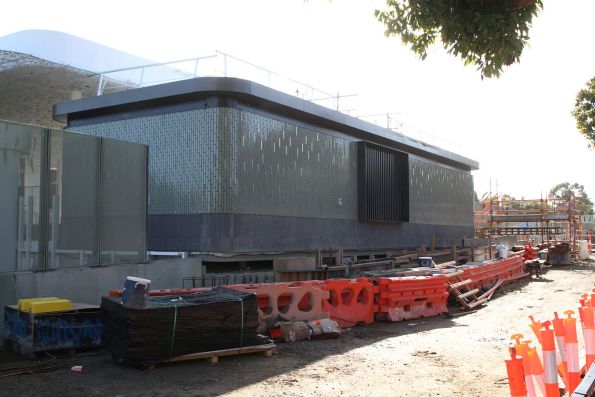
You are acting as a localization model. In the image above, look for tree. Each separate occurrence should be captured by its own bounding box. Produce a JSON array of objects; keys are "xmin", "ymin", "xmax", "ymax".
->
[
  {"xmin": 548, "ymin": 182, "xmax": 594, "ymax": 215},
  {"xmin": 375, "ymin": 0, "xmax": 543, "ymax": 79},
  {"xmin": 571, "ymin": 76, "xmax": 595, "ymax": 148}
]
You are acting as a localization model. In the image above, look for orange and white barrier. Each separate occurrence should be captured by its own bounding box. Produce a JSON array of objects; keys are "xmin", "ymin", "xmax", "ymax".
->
[
  {"xmin": 375, "ymin": 275, "xmax": 449, "ymax": 322},
  {"xmin": 540, "ymin": 321, "xmax": 559, "ymax": 397},
  {"xmin": 563, "ymin": 310, "xmax": 580, "ymax": 394},
  {"xmin": 527, "ymin": 343, "xmax": 547, "ymax": 397},
  {"xmin": 228, "ymin": 282, "xmax": 330, "ymax": 326},
  {"xmin": 579, "ymin": 297, "xmax": 595, "ymax": 370},
  {"xmin": 461, "ymin": 255, "xmax": 526, "ymax": 291},
  {"xmin": 511, "ymin": 334, "xmax": 537, "ymax": 397}
]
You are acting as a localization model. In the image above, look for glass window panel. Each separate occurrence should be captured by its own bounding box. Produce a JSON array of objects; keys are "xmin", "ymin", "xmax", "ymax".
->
[
  {"xmin": 99, "ymin": 138, "xmax": 147, "ymax": 265},
  {"xmin": 48, "ymin": 130, "xmax": 99, "ymax": 268},
  {"xmin": 0, "ymin": 121, "xmax": 44, "ymax": 272}
]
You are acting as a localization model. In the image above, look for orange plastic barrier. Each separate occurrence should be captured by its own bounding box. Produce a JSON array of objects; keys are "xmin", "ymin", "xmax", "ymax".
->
[
  {"xmin": 375, "ymin": 275, "xmax": 449, "ymax": 322},
  {"xmin": 307, "ymin": 278, "xmax": 377, "ymax": 328},
  {"xmin": 228, "ymin": 282, "xmax": 330, "ymax": 327},
  {"xmin": 461, "ymin": 255, "xmax": 526, "ymax": 291}
]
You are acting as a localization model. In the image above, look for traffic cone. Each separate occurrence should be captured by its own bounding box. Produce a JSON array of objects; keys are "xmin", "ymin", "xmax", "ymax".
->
[
  {"xmin": 579, "ymin": 301, "xmax": 595, "ymax": 370},
  {"xmin": 540, "ymin": 321, "xmax": 560, "ymax": 397},
  {"xmin": 563, "ymin": 310, "xmax": 580, "ymax": 394},
  {"xmin": 552, "ymin": 312, "xmax": 569, "ymax": 388},
  {"xmin": 506, "ymin": 348, "xmax": 528, "ymax": 397},
  {"xmin": 529, "ymin": 315, "xmax": 543, "ymax": 344},
  {"xmin": 527, "ymin": 342, "xmax": 547, "ymax": 397},
  {"xmin": 511, "ymin": 334, "xmax": 537, "ymax": 397}
]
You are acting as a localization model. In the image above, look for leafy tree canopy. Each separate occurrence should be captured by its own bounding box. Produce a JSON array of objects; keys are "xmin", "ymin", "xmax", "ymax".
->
[
  {"xmin": 548, "ymin": 182, "xmax": 594, "ymax": 215},
  {"xmin": 571, "ymin": 76, "xmax": 595, "ymax": 148},
  {"xmin": 375, "ymin": 0, "xmax": 542, "ymax": 78}
]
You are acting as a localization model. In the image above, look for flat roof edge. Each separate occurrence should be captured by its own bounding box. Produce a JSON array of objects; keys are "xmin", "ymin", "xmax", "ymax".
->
[{"xmin": 53, "ymin": 77, "xmax": 479, "ymax": 171}]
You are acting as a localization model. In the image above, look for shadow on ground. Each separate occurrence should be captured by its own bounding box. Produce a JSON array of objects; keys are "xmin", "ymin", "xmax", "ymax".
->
[{"xmin": 1, "ymin": 260, "xmax": 592, "ymax": 396}]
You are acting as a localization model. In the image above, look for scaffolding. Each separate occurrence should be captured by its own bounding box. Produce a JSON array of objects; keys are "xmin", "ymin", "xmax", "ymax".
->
[{"xmin": 475, "ymin": 194, "xmax": 582, "ymax": 253}]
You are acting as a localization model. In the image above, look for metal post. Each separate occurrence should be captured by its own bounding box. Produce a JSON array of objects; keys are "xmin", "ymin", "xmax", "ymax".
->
[
  {"xmin": 49, "ymin": 194, "xmax": 60, "ymax": 269},
  {"xmin": 97, "ymin": 74, "xmax": 104, "ymax": 96},
  {"xmin": 194, "ymin": 58, "xmax": 199, "ymax": 77},
  {"xmin": 223, "ymin": 53, "xmax": 228, "ymax": 76},
  {"xmin": 139, "ymin": 67, "xmax": 145, "ymax": 87},
  {"xmin": 17, "ymin": 196, "xmax": 24, "ymax": 271},
  {"xmin": 26, "ymin": 196, "xmax": 33, "ymax": 270}
]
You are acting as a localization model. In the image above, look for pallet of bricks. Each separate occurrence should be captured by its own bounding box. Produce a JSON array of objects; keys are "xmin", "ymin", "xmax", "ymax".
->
[
  {"xmin": 101, "ymin": 288, "xmax": 274, "ymax": 368},
  {"xmin": 505, "ymin": 284, "xmax": 595, "ymax": 396}
]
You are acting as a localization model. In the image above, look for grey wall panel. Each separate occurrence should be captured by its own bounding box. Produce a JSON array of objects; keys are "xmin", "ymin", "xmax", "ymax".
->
[
  {"xmin": 409, "ymin": 157, "xmax": 474, "ymax": 226},
  {"xmin": 148, "ymin": 213, "xmax": 474, "ymax": 252},
  {"xmin": 73, "ymin": 108, "xmax": 228, "ymax": 215},
  {"xmin": 73, "ymin": 108, "xmax": 359, "ymax": 220},
  {"xmin": 231, "ymin": 111, "xmax": 357, "ymax": 220}
]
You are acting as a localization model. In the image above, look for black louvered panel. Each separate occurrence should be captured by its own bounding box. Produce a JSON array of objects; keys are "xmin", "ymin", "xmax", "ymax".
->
[{"xmin": 358, "ymin": 141, "xmax": 409, "ymax": 222}]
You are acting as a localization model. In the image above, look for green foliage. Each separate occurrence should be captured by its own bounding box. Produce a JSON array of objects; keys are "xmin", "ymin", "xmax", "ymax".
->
[
  {"xmin": 571, "ymin": 76, "xmax": 595, "ymax": 148},
  {"xmin": 375, "ymin": 0, "xmax": 542, "ymax": 78},
  {"xmin": 549, "ymin": 182, "xmax": 594, "ymax": 215},
  {"xmin": 499, "ymin": 194, "xmax": 542, "ymax": 210}
]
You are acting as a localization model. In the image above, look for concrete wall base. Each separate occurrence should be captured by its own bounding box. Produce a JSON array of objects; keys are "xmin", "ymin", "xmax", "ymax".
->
[{"xmin": 0, "ymin": 257, "xmax": 202, "ymax": 339}]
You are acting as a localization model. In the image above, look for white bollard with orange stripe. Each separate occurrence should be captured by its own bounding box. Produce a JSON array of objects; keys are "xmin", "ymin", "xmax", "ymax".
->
[
  {"xmin": 579, "ymin": 300, "xmax": 595, "ymax": 370},
  {"xmin": 552, "ymin": 312, "xmax": 569, "ymax": 388},
  {"xmin": 563, "ymin": 310, "xmax": 581, "ymax": 394},
  {"xmin": 540, "ymin": 321, "xmax": 559, "ymax": 397},
  {"xmin": 527, "ymin": 343, "xmax": 547, "ymax": 397},
  {"xmin": 511, "ymin": 334, "xmax": 537, "ymax": 397}
]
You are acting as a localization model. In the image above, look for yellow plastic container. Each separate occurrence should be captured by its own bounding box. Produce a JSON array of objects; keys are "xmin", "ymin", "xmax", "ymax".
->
[
  {"xmin": 18, "ymin": 297, "xmax": 60, "ymax": 312},
  {"xmin": 28, "ymin": 299, "xmax": 72, "ymax": 314},
  {"xmin": 18, "ymin": 298, "xmax": 72, "ymax": 314}
]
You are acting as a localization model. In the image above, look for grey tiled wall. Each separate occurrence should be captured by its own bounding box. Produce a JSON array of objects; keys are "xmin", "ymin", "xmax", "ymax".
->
[
  {"xmin": 409, "ymin": 157, "xmax": 474, "ymax": 226},
  {"xmin": 72, "ymin": 108, "xmax": 473, "ymax": 226}
]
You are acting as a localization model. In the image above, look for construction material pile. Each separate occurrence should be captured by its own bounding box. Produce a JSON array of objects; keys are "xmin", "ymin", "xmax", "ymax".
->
[
  {"xmin": 101, "ymin": 287, "xmax": 270, "ymax": 365},
  {"xmin": 548, "ymin": 242, "xmax": 572, "ymax": 265}
]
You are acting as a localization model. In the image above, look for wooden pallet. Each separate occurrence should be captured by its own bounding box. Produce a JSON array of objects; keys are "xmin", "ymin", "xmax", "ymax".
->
[
  {"xmin": 446, "ymin": 272, "xmax": 486, "ymax": 310},
  {"xmin": 145, "ymin": 343, "xmax": 276, "ymax": 370}
]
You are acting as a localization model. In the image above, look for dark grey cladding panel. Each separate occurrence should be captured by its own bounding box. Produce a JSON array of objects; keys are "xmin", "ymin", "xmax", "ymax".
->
[
  {"xmin": 148, "ymin": 213, "xmax": 474, "ymax": 252},
  {"xmin": 53, "ymin": 77, "xmax": 478, "ymax": 171},
  {"xmin": 408, "ymin": 157, "xmax": 474, "ymax": 227}
]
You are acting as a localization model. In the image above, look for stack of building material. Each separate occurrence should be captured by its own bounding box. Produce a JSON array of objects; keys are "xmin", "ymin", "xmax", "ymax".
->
[
  {"xmin": 548, "ymin": 242, "xmax": 571, "ymax": 265},
  {"xmin": 101, "ymin": 287, "xmax": 271, "ymax": 365},
  {"xmin": 456, "ymin": 255, "xmax": 527, "ymax": 290}
]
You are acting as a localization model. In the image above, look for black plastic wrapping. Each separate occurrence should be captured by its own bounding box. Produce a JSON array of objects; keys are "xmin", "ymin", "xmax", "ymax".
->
[{"xmin": 101, "ymin": 287, "xmax": 271, "ymax": 364}]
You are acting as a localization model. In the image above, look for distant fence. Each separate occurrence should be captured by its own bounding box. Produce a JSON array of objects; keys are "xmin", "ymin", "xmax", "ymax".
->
[{"xmin": 182, "ymin": 273, "xmax": 275, "ymax": 288}]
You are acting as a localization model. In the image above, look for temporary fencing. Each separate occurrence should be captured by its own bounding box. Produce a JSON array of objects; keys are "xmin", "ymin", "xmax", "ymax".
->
[
  {"xmin": 506, "ymin": 283, "xmax": 595, "ymax": 396},
  {"xmin": 375, "ymin": 275, "xmax": 449, "ymax": 322}
]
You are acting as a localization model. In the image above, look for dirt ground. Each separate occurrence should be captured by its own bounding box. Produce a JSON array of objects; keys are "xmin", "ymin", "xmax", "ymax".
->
[{"xmin": 1, "ymin": 260, "xmax": 593, "ymax": 397}]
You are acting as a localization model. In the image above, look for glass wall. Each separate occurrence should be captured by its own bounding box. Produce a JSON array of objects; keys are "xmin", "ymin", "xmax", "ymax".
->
[{"xmin": 0, "ymin": 120, "xmax": 147, "ymax": 272}]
